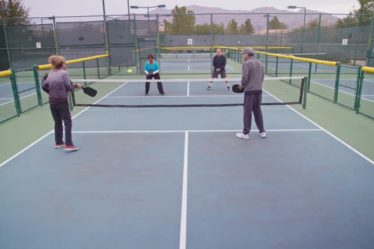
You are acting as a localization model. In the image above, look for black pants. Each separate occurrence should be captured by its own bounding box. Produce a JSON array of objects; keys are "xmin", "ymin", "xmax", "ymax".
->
[
  {"xmin": 50, "ymin": 102, "xmax": 73, "ymax": 146},
  {"xmin": 243, "ymin": 92, "xmax": 265, "ymax": 135},
  {"xmin": 145, "ymin": 73, "xmax": 164, "ymax": 94}
]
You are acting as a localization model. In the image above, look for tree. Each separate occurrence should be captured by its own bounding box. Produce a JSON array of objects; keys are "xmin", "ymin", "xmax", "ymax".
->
[
  {"xmin": 269, "ymin": 16, "xmax": 287, "ymax": 30},
  {"xmin": 336, "ymin": 0, "xmax": 374, "ymax": 27},
  {"xmin": 195, "ymin": 23, "xmax": 224, "ymax": 35},
  {"xmin": 239, "ymin": 19, "xmax": 255, "ymax": 34},
  {"xmin": 225, "ymin": 19, "xmax": 239, "ymax": 34},
  {"xmin": 0, "ymin": 0, "xmax": 29, "ymax": 25},
  {"xmin": 164, "ymin": 6, "xmax": 195, "ymax": 34}
]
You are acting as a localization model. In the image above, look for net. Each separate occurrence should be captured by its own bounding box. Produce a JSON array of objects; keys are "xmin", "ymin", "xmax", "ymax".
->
[{"xmin": 71, "ymin": 76, "xmax": 307, "ymax": 108}]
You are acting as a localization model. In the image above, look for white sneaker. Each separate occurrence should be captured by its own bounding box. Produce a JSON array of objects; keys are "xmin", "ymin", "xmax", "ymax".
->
[
  {"xmin": 259, "ymin": 131, "xmax": 267, "ymax": 138},
  {"xmin": 236, "ymin": 132, "xmax": 250, "ymax": 140}
]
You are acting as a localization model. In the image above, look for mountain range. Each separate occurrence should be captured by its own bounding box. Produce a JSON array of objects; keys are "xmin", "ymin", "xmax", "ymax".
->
[{"xmin": 150, "ymin": 5, "xmax": 340, "ymax": 31}]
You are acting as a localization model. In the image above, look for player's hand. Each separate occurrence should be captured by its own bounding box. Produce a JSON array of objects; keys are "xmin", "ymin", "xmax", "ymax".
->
[
  {"xmin": 216, "ymin": 68, "xmax": 221, "ymax": 72},
  {"xmin": 74, "ymin": 83, "xmax": 81, "ymax": 89},
  {"xmin": 238, "ymin": 84, "xmax": 244, "ymax": 90}
]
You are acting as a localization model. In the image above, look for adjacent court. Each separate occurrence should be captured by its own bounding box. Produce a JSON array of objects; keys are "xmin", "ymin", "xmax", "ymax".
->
[{"xmin": 1, "ymin": 77, "xmax": 374, "ymax": 249}]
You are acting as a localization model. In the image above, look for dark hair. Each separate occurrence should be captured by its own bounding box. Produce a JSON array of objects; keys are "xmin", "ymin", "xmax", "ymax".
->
[{"xmin": 147, "ymin": 54, "xmax": 154, "ymax": 59}]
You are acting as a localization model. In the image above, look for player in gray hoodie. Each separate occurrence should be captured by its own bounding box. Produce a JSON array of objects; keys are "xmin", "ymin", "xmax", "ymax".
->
[
  {"xmin": 42, "ymin": 55, "xmax": 80, "ymax": 151},
  {"xmin": 236, "ymin": 48, "xmax": 266, "ymax": 140}
]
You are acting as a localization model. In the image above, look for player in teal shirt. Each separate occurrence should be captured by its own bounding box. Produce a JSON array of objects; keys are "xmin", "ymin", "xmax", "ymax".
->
[{"xmin": 144, "ymin": 54, "xmax": 164, "ymax": 95}]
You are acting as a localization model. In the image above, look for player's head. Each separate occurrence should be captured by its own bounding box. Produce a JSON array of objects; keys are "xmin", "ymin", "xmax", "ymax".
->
[
  {"xmin": 147, "ymin": 54, "xmax": 154, "ymax": 62},
  {"xmin": 49, "ymin": 55, "xmax": 66, "ymax": 70},
  {"xmin": 242, "ymin": 48, "xmax": 255, "ymax": 61},
  {"xmin": 216, "ymin": 48, "xmax": 222, "ymax": 56}
]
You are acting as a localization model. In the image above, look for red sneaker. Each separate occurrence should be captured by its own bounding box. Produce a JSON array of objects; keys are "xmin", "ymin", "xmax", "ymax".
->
[
  {"xmin": 64, "ymin": 145, "xmax": 80, "ymax": 152},
  {"xmin": 54, "ymin": 144, "xmax": 65, "ymax": 149}
]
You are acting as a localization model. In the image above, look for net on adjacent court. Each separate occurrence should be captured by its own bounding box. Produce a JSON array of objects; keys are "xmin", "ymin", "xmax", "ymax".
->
[{"xmin": 71, "ymin": 76, "xmax": 307, "ymax": 108}]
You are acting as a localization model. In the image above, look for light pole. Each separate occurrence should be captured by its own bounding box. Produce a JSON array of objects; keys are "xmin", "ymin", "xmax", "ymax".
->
[
  {"xmin": 288, "ymin": 5, "xmax": 307, "ymax": 52},
  {"xmin": 127, "ymin": 0, "xmax": 130, "ymax": 20},
  {"xmin": 130, "ymin": 4, "xmax": 165, "ymax": 22}
]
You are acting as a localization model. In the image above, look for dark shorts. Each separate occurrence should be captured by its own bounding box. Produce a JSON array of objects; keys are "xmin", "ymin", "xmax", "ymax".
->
[{"xmin": 212, "ymin": 69, "xmax": 227, "ymax": 79}]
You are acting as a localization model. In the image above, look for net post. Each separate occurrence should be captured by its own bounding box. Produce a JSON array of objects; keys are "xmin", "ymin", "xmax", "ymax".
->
[
  {"xmin": 275, "ymin": 56, "xmax": 279, "ymax": 77},
  {"xmin": 354, "ymin": 66, "xmax": 362, "ymax": 111},
  {"xmin": 96, "ymin": 58, "xmax": 101, "ymax": 79},
  {"xmin": 32, "ymin": 65, "xmax": 43, "ymax": 106},
  {"xmin": 302, "ymin": 76, "xmax": 308, "ymax": 109},
  {"xmin": 10, "ymin": 69, "xmax": 22, "ymax": 116},
  {"xmin": 355, "ymin": 70, "xmax": 365, "ymax": 114},
  {"xmin": 82, "ymin": 61, "xmax": 87, "ymax": 85},
  {"xmin": 307, "ymin": 62, "xmax": 312, "ymax": 91},
  {"xmin": 333, "ymin": 63, "xmax": 341, "ymax": 103},
  {"xmin": 289, "ymin": 58, "xmax": 293, "ymax": 84}
]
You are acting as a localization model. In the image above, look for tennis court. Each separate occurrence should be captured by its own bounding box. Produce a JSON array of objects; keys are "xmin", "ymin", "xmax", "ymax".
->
[
  {"xmin": 1, "ymin": 76, "xmax": 374, "ymax": 249},
  {"xmin": 159, "ymin": 52, "xmax": 239, "ymax": 74}
]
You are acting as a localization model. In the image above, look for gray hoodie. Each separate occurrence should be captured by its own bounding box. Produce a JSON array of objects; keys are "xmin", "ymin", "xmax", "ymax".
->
[
  {"xmin": 42, "ymin": 69, "xmax": 74, "ymax": 105},
  {"xmin": 241, "ymin": 57, "xmax": 265, "ymax": 93}
]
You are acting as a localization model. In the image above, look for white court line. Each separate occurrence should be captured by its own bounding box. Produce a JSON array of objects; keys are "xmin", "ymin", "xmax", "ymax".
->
[
  {"xmin": 0, "ymin": 82, "xmax": 128, "ymax": 168},
  {"xmin": 0, "ymin": 97, "xmax": 12, "ymax": 100},
  {"xmin": 0, "ymin": 83, "xmax": 11, "ymax": 87},
  {"xmin": 179, "ymin": 131, "xmax": 188, "ymax": 249},
  {"xmin": 72, "ymin": 129, "xmax": 323, "ymax": 134},
  {"xmin": 105, "ymin": 95, "xmax": 244, "ymax": 99},
  {"xmin": 187, "ymin": 80, "xmax": 190, "ymax": 97},
  {"xmin": 0, "ymin": 92, "xmax": 37, "ymax": 107},
  {"xmin": 226, "ymin": 65, "xmax": 234, "ymax": 72},
  {"xmin": 263, "ymin": 89, "xmax": 374, "ymax": 165}
]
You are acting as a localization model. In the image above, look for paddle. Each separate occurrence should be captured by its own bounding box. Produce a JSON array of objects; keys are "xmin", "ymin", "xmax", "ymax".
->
[
  {"xmin": 70, "ymin": 80, "xmax": 97, "ymax": 97},
  {"xmin": 82, "ymin": 86, "xmax": 97, "ymax": 97},
  {"xmin": 232, "ymin": 84, "xmax": 244, "ymax": 93}
]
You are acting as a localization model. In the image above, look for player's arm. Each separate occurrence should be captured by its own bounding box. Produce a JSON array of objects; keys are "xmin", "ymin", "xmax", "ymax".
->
[
  {"xmin": 41, "ymin": 73, "xmax": 49, "ymax": 93},
  {"xmin": 144, "ymin": 62, "xmax": 149, "ymax": 75},
  {"xmin": 240, "ymin": 63, "xmax": 250, "ymax": 89},
  {"xmin": 222, "ymin": 56, "xmax": 226, "ymax": 69}
]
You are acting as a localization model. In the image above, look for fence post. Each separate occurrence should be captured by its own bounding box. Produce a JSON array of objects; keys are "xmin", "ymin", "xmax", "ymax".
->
[
  {"xmin": 96, "ymin": 58, "xmax": 101, "ymax": 79},
  {"xmin": 82, "ymin": 61, "xmax": 87, "ymax": 85},
  {"xmin": 275, "ymin": 56, "xmax": 279, "ymax": 77},
  {"xmin": 333, "ymin": 63, "xmax": 341, "ymax": 103},
  {"xmin": 2, "ymin": 20, "xmax": 12, "ymax": 68},
  {"xmin": 52, "ymin": 16, "xmax": 59, "ymax": 55},
  {"xmin": 134, "ymin": 14, "xmax": 140, "ymax": 75},
  {"xmin": 101, "ymin": 0, "xmax": 111, "ymax": 75},
  {"xmin": 315, "ymin": 13, "xmax": 322, "ymax": 73},
  {"xmin": 354, "ymin": 66, "xmax": 362, "ymax": 111},
  {"xmin": 302, "ymin": 76, "xmax": 308, "ymax": 109},
  {"xmin": 10, "ymin": 70, "xmax": 22, "ymax": 116},
  {"xmin": 355, "ymin": 70, "xmax": 365, "ymax": 114},
  {"xmin": 32, "ymin": 65, "xmax": 43, "ymax": 106},
  {"xmin": 307, "ymin": 62, "xmax": 312, "ymax": 92},
  {"xmin": 366, "ymin": 16, "xmax": 374, "ymax": 65},
  {"xmin": 289, "ymin": 58, "xmax": 294, "ymax": 84}
]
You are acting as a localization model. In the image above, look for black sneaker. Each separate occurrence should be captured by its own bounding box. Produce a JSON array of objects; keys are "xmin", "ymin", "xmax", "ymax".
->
[{"xmin": 207, "ymin": 85, "xmax": 212, "ymax": 90}]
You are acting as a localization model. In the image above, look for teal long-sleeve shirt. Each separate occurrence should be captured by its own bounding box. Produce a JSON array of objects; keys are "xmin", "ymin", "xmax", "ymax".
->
[{"xmin": 144, "ymin": 61, "xmax": 160, "ymax": 75}]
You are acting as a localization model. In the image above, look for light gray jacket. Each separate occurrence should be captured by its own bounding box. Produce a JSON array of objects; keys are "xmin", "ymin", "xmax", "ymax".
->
[{"xmin": 241, "ymin": 58, "xmax": 265, "ymax": 93}]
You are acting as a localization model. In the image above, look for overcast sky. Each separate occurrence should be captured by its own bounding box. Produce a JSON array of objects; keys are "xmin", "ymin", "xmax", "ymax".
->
[{"xmin": 22, "ymin": 0, "xmax": 358, "ymax": 17}]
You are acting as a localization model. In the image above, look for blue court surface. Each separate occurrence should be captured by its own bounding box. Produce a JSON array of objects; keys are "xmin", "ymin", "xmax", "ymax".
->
[
  {"xmin": 0, "ymin": 82, "xmax": 38, "ymax": 106},
  {"xmin": 1, "ymin": 80, "xmax": 374, "ymax": 249}
]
